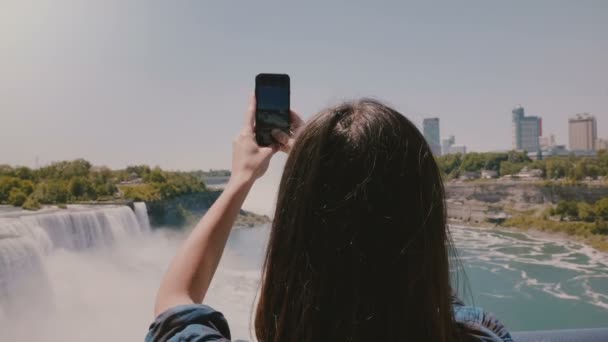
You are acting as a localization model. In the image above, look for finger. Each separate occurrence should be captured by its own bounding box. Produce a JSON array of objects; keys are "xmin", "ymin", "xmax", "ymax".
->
[
  {"xmin": 259, "ymin": 145, "xmax": 278, "ymax": 158},
  {"xmin": 245, "ymin": 93, "xmax": 256, "ymax": 132},
  {"xmin": 271, "ymin": 129, "xmax": 290, "ymax": 146},
  {"xmin": 290, "ymin": 109, "xmax": 305, "ymax": 128},
  {"xmin": 240, "ymin": 126, "xmax": 255, "ymax": 138}
]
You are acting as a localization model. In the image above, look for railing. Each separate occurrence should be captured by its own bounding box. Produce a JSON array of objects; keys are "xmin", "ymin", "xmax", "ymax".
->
[{"xmin": 512, "ymin": 328, "xmax": 608, "ymax": 342}]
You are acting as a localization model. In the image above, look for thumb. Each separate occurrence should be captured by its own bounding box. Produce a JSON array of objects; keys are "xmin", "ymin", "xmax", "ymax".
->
[{"xmin": 271, "ymin": 129, "xmax": 290, "ymax": 146}]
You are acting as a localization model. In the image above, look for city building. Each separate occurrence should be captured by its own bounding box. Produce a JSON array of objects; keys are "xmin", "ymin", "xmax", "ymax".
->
[
  {"xmin": 423, "ymin": 117, "xmax": 441, "ymax": 156},
  {"xmin": 448, "ymin": 145, "xmax": 467, "ymax": 155},
  {"xmin": 442, "ymin": 135, "xmax": 455, "ymax": 155},
  {"xmin": 597, "ymin": 138, "xmax": 608, "ymax": 151},
  {"xmin": 441, "ymin": 134, "xmax": 467, "ymax": 155},
  {"xmin": 569, "ymin": 113, "xmax": 597, "ymax": 151},
  {"xmin": 539, "ymin": 134, "xmax": 556, "ymax": 150},
  {"xmin": 512, "ymin": 105, "xmax": 542, "ymax": 153},
  {"xmin": 532, "ymin": 145, "xmax": 570, "ymax": 159},
  {"xmin": 460, "ymin": 171, "xmax": 480, "ymax": 180}
]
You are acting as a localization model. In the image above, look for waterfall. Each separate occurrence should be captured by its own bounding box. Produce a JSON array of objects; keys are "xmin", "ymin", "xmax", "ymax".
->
[
  {"xmin": 134, "ymin": 202, "xmax": 151, "ymax": 232},
  {"xmin": 0, "ymin": 205, "xmax": 150, "ymax": 314},
  {"xmin": 0, "ymin": 235, "xmax": 52, "ymax": 313},
  {"xmin": 11, "ymin": 206, "xmax": 146, "ymax": 251}
]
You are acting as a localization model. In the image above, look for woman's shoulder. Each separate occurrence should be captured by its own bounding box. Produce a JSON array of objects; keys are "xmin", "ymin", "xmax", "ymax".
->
[
  {"xmin": 145, "ymin": 301, "xmax": 513, "ymax": 342},
  {"xmin": 145, "ymin": 304, "xmax": 233, "ymax": 342},
  {"xmin": 452, "ymin": 298, "xmax": 513, "ymax": 342}
]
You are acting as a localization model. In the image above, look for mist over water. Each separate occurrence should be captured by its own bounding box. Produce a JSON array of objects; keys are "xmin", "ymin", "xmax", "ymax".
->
[
  {"xmin": 1, "ymin": 204, "xmax": 608, "ymax": 340},
  {"xmin": 2, "ymin": 231, "xmax": 179, "ymax": 341},
  {"xmin": 0, "ymin": 205, "xmax": 266, "ymax": 341}
]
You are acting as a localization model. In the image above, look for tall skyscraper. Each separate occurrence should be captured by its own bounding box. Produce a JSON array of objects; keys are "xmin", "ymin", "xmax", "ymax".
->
[
  {"xmin": 442, "ymin": 135, "xmax": 467, "ymax": 155},
  {"xmin": 569, "ymin": 113, "xmax": 597, "ymax": 151},
  {"xmin": 512, "ymin": 105, "xmax": 541, "ymax": 152},
  {"xmin": 423, "ymin": 117, "xmax": 441, "ymax": 156}
]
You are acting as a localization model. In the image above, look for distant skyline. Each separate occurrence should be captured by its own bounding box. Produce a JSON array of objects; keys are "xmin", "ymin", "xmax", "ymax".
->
[{"xmin": 2, "ymin": 1, "xmax": 607, "ymax": 213}]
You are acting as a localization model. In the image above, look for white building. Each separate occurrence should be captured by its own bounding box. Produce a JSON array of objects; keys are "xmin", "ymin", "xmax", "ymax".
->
[
  {"xmin": 569, "ymin": 113, "xmax": 597, "ymax": 151},
  {"xmin": 517, "ymin": 167, "xmax": 543, "ymax": 179},
  {"xmin": 481, "ymin": 169, "xmax": 498, "ymax": 179}
]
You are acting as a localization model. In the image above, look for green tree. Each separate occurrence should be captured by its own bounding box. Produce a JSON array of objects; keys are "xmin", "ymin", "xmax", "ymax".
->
[
  {"xmin": 483, "ymin": 153, "xmax": 509, "ymax": 171},
  {"xmin": 146, "ymin": 167, "xmax": 166, "ymax": 183},
  {"xmin": 596, "ymin": 198, "xmax": 608, "ymax": 220},
  {"xmin": 578, "ymin": 202, "xmax": 596, "ymax": 222},
  {"xmin": 460, "ymin": 153, "xmax": 487, "ymax": 172},
  {"xmin": 94, "ymin": 183, "xmax": 117, "ymax": 198},
  {"xmin": 14, "ymin": 166, "xmax": 34, "ymax": 180},
  {"xmin": 0, "ymin": 177, "xmax": 21, "ymax": 203},
  {"xmin": 545, "ymin": 159, "xmax": 569, "ymax": 179},
  {"xmin": 68, "ymin": 177, "xmax": 96, "ymax": 199},
  {"xmin": 436, "ymin": 153, "xmax": 463, "ymax": 179},
  {"xmin": 126, "ymin": 165, "xmax": 151, "ymax": 178},
  {"xmin": 8, "ymin": 188, "xmax": 27, "ymax": 206},
  {"xmin": 553, "ymin": 201, "xmax": 579, "ymax": 219},
  {"xmin": 62, "ymin": 159, "xmax": 92, "ymax": 178},
  {"xmin": 499, "ymin": 161, "xmax": 525, "ymax": 176},
  {"xmin": 0, "ymin": 165, "xmax": 14, "ymax": 176},
  {"xmin": 37, "ymin": 159, "xmax": 92, "ymax": 179},
  {"xmin": 22, "ymin": 196, "xmax": 41, "ymax": 210},
  {"xmin": 507, "ymin": 150, "xmax": 531, "ymax": 163},
  {"xmin": 34, "ymin": 181, "xmax": 70, "ymax": 204},
  {"xmin": 19, "ymin": 180, "xmax": 35, "ymax": 195}
]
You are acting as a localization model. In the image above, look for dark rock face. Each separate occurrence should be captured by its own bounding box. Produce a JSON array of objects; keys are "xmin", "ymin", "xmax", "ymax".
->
[
  {"xmin": 446, "ymin": 181, "xmax": 608, "ymax": 206},
  {"xmin": 146, "ymin": 192, "xmax": 222, "ymax": 228},
  {"xmin": 145, "ymin": 191, "xmax": 271, "ymax": 228},
  {"xmin": 445, "ymin": 181, "xmax": 608, "ymax": 223}
]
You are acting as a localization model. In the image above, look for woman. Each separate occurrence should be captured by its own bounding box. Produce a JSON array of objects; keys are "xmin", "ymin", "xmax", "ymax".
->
[{"xmin": 146, "ymin": 97, "xmax": 512, "ymax": 342}]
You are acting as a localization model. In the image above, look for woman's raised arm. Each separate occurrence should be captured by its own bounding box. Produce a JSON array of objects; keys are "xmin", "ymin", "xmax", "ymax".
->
[{"xmin": 154, "ymin": 96, "xmax": 277, "ymax": 317}]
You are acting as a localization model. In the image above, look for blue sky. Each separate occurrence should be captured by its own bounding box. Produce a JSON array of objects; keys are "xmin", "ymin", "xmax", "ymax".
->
[{"xmin": 2, "ymin": 1, "xmax": 607, "ymax": 173}]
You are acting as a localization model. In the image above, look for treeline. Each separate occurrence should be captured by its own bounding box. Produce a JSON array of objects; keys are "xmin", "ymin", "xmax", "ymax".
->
[
  {"xmin": 0, "ymin": 159, "xmax": 209, "ymax": 210},
  {"xmin": 118, "ymin": 165, "xmax": 208, "ymax": 202},
  {"xmin": 503, "ymin": 198, "xmax": 608, "ymax": 251},
  {"xmin": 191, "ymin": 169, "xmax": 231, "ymax": 178},
  {"xmin": 550, "ymin": 198, "xmax": 608, "ymax": 226},
  {"xmin": 436, "ymin": 150, "xmax": 608, "ymax": 181}
]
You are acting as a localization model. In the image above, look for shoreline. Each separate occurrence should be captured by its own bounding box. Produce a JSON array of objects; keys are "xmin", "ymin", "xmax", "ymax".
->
[
  {"xmin": 448, "ymin": 218, "xmax": 608, "ymax": 253},
  {"xmin": 445, "ymin": 180, "xmax": 608, "ymax": 253}
]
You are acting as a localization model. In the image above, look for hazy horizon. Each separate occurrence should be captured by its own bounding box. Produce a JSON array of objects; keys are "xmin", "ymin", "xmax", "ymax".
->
[{"xmin": 2, "ymin": 1, "xmax": 607, "ymax": 214}]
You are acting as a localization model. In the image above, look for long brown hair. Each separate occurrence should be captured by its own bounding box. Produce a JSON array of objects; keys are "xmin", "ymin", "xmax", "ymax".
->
[{"xmin": 255, "ymin": 99, "xmax": 460, "ymax": 341}]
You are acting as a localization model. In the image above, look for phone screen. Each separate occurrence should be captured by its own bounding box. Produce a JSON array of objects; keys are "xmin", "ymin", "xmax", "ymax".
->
[{"xmin": 255, "ymin": 74, "xmax": 290, "ymax": 146}]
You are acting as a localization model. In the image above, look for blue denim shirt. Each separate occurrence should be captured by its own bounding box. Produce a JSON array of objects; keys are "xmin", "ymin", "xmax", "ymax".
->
[{"xmin": 145, "ymin": 301, "xmax": 513, "ymax": 342}]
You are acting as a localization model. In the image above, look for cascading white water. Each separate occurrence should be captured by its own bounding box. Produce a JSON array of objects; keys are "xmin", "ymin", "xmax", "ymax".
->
[
  {"xmin": 134, "ymin": 202, "xmax": 151, "ymax": 232},
  {"xmin": 0, "ymin": 235, "xmax": 52, "ymax": 314},
  {"xmin": 0, "ymin": 204, "xmax": 150, "ymax": 316}
]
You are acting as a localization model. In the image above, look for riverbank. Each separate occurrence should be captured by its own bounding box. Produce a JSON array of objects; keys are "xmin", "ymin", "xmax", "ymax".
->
[
  {"xmin": 449, "ymin": 218, "xmax": 608, "ymax": 252},
  {"xmin": 446, "ymin": 179, "xmax": 608, "ymax": 252}
]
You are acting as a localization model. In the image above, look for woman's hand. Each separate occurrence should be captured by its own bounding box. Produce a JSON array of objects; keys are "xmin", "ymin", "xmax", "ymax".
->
[
  {"xmin": 271, "ymin": 110, "xmax": 305, "ymax": 153},
  {"xmin": 230, "ymin": 96, "xmax": 278, "ymax": 186},
  {"xmin": 155, "ymin": 95, "xmax": 277, "ymax": 317}
]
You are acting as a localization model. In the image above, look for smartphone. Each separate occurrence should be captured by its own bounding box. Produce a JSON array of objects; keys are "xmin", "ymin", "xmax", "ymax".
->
[{"xmin": 255, "ymin": 73, "xmax": 290, "ymax": 146}]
